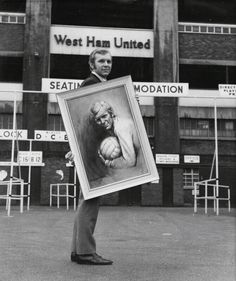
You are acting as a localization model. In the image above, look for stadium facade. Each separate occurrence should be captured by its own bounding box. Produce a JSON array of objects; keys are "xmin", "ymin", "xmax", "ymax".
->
[{"xmin": 0, "ymin": 0, "xmax": 235, "ymax": 206}]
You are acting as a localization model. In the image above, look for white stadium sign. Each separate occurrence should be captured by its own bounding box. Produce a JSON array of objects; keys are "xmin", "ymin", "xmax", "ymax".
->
[
  {"xmin": 219, "ymin": 84, "xmax": 236, "ymax": 97},
  {"xmin": 17, "ymin": 151, "xmax": 43, "ymax": 165},
  {"xmin": 50, "ymin": 25, "xmax": 153, "ymax": 58},
  {"xmin": 42, "ymin": 78, "xmax": 83, "ymax": 93},
  {"xmin": 0, "ymin": 129, "xmax": 28, "ymax": 140},
  {"xmin": 42, "ymin": 78, "xmax": 189, "ymax": 97},
  {"xmin": 34, "ymin": 130, "xmax": 68, "ymax": 142},
  {"xmin": 156, "ymin": 154, "xmax": 180, "ymax": 164},
  {"xmin": 134, "ymin": 82, "xmax": 189, "ymax": 97},
  {"xmin": 184, "ymin": 155, "xmax": 200, "ymax": 163}
]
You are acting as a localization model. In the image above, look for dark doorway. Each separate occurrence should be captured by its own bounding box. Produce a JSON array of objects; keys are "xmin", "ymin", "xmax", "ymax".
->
[
  {"xmin": 162, "ymin": 168, "xmax": 173, "ymax": 206},
  {"xmin": 21, "ymin": 167, "xmax": 41, "ymax": 205}
]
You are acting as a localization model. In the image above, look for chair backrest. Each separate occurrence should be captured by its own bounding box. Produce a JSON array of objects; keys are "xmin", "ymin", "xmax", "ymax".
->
[{"xmin": 0, "ymin": 170, "xmax": 7, "ymax": 181}]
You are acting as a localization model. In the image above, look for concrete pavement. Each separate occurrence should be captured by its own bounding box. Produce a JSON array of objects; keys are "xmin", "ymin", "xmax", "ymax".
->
[{"xmin": 0, "ymin": 206, "xmax": 235, "ymax": 281}]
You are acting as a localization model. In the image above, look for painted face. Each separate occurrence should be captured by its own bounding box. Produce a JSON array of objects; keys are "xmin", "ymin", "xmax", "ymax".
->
[
  {"xmin": 94, "ymin": 111, "xmax": 113, "ymax": 130},
  {"xmin": 92, "ymin": 53, "xmax": 112, "ymax": 79}
]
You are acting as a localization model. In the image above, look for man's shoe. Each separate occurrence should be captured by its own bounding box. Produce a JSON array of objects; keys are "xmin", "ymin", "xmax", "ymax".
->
[
  {"xmin": 75, "ymin": 253, "xmax": 113, "ymax": 265},
  {"xmin": 71, "ymin": 252, "xmax": 78, "ymax": 262}
]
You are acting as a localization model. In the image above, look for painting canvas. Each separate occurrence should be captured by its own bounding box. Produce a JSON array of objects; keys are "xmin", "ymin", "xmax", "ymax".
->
[{"xmin": 56, "ymin": 75, "xmax": 159, "ymax": 199}]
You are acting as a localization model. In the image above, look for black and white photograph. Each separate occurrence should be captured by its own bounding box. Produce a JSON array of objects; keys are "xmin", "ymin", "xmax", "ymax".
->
[{"xmin": 0, "ymin": 0, "xmax": 235, "ymax": 281}]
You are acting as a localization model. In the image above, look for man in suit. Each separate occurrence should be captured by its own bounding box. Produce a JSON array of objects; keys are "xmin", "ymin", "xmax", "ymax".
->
[{"xmin": 68, "ymin": 49, "xmax": 113, "ymax": 265}]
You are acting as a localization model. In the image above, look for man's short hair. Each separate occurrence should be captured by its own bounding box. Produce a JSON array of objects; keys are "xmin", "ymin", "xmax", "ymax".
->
[
  {"xmin": 89, "ymin": 49, "xmax": 111, "ymax": 70},
  {"xmin": 89, "ymin": 100, "xmax": 114, "ymax": 122}
]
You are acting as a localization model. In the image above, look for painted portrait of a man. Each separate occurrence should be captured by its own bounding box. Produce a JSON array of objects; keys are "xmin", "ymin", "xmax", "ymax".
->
[{"xmin": 57, "ymin": 76, "xmax": 159, "ymax": 199}]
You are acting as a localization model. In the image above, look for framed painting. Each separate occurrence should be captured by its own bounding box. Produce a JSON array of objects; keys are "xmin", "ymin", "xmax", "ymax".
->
[{"xmin": 56, "ymin": 75, "xmax": 159, "ymax": 199}]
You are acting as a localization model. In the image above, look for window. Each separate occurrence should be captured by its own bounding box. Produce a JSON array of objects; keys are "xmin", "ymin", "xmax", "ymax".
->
[
  {"xmin": 179, "ymin": 65, "xmax": 236, "ymax": 90},
  {"xmin": 143, "ymin": 116, "xmax": 154, "ymax": 151},
  {"xmin": 180, "ymin": 118, "xmax": 212, "ymax": 137},
  {"xmin": 0, "ymin": 114, "xmax": 22, "ymax": 129},
  {"xmin": 218, "ymin": 120, "xmax": 236, "ymax": 138},
  {"xmin": 0, "ymin": 0, "xmax": 26, "ymax": 12},
  {"xmin": 178, "ymin": 23, "xmax": 236, "ymax": 35},
  {"xmin": 179, "ymin": 0, "xmax": 236, "ymax": 24},
  {"xmin": 179, "ymin": 65, "xmax": 227, "ymax": 90},
  {"xmin": 51, "ymin": 0, "xmax": 153, "ymax": 29},
  {"xmin": 228, "ymin": 67, "xmax": 236, "ymax": 84},
  {"xmin": 47, "ymin": 115, "xmax": 65, "ymax": 131},
  {"xmin": 50, "ymin": 55, "xmax": 153, "ymax": 82},
  {"xmin": 180, "ymin": 118, "xmax": 236, "ymax": 138},
  {"xmin": 183, "ymin": 169, "xmax": 199, "ymax": 189},
  {"xmin": 196, "ymin": 120, "xmax": 209, "ymax": 137},
  {"xmin": 0, "ymin": 57, "xmax": 23, "ymax": 82},
  {"xmin": 143, "ymin": 117, "xmax": 154, "ymax": 138},
  {"xmin": 0, "ymin": 12, "xmax": 25, "ymax": 24}
]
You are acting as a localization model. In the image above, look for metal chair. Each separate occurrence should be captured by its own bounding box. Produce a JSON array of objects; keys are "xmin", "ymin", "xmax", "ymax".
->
[
  {"xmin": 193, "ymin": 178, "xmax": 231, "ymax": 215},
  {"xmin": 49, "ymin": 164, "xmax": 77, "ymax": 210},
  {"xmin": 0, "ymin": 172, "xmax": 25, "ymax": 214}
]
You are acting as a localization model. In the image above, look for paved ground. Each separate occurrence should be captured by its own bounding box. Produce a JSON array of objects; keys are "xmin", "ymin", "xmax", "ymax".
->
[{"xmin": 0, "ymin": 205, "xmax": 235, "ymax": 281}]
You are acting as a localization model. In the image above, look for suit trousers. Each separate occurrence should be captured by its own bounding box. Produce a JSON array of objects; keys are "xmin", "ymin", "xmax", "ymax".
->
[{"xmin": 71, "ymin": 195, "xmax": 100, "ymax": 255}]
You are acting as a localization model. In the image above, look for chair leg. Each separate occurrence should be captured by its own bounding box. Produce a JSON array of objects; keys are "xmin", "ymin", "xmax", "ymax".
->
[
  {"xmin": 20, "ymin": 181, "xmax": 24, "ymax": 213},
  {"xmin": 66, "ymin": 184, "xmax": 69, "ymax": 211},
  {"xmin": 27, "ymin": 183, "xmax": 30, "ymax": 211},
  {"xmin": 74, "ymin": 185, "xmax": 76, "ymax": 211},
  {"xmin": 57, "ymin": 184, "xmax": 59, "ymax": 208},
  {"xmin": 49, "ymin": 184, "xmax": 52, "ymax": 207},
  {"xmin": 228, "ymin": 190, "xmax": 231, "ymax": 213},
  {"xmin": 6, "ymin": 183, "xmax": 10, "ymax": 210}
]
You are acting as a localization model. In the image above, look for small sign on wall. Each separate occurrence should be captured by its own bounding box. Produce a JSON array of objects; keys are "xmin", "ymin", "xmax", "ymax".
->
[
  {"xmin": 219, "ymin": 84, "xmax": 236, "ymax": 97},
  {"xmin": 184, "ymin": 155, "xmax": 200, "ymax": 163},
  {"xmin": 156, "ymin": 154, "xmax": 179, "ymax": 164},
  {"xmin": 17, "ymin": 151, "xmax": 43, "ymax": 165},
  {"xmin": 34, "ymin": 130, "xmax": 68, "ymax": 142},
  {"xmin": 0, "ymin": 129, "xmax": 28, "ymax": 140}
]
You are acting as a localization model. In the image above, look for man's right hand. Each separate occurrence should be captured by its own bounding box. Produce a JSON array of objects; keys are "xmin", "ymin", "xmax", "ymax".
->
[{"xmin": 65, "ymin": 151, "xmax": 74, "ymax": 162}]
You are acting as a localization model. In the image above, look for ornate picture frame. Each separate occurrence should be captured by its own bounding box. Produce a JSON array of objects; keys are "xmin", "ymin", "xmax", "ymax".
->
[{"xmin": 57, "ymin": 76, "xmax": 159, "ymax": 199}]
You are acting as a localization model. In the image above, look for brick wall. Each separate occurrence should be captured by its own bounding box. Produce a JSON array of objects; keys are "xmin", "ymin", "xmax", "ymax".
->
[
  {"xmin": 0, "ymin": 24, "xmax": 24, "ymax": 52},
  {"xmin": 141, "ymin": 168, "xmax": 163, "ymax": 206},
  {"xmin": 173, "ymin": 168, "xmax": 184, "ymax": 206},
  {"xmin": 179, "ymin": 33, "xmax": 236, "ymax": 61}
]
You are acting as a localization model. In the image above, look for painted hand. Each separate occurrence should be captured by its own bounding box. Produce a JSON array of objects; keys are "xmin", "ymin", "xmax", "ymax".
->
[{"xmin": 98, "ymin": 149, "xmax": 112, "ymax": 167}]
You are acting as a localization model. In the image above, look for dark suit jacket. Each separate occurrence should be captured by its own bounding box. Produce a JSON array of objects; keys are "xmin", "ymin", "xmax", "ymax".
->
[{"xmin": 81, "ymin": 73, "xmax": 101, "ymax": 87}]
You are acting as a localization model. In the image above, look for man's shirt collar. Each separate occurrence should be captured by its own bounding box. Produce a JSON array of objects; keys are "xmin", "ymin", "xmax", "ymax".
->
[{"xmin": 92, "ymin": 71, "xmax": 107, "ymax": 82}]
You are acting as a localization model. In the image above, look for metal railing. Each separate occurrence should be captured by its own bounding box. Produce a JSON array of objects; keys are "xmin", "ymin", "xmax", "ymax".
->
[{"xmin": 193, "ymin": 178, "xmax": 231, "ymax": 215}]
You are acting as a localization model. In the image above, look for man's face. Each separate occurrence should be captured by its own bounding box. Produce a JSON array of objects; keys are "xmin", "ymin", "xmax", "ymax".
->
[
  {"xmin": 95, "ymin": 111, "xmax": 113, "ymax": 130},
  {"xmin": 92, "ymin": 53, "xmax": 112, "ymax": 79}
]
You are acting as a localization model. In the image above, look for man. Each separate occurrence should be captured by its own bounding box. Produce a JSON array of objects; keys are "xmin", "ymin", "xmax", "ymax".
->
[
  {"xmin": 69, "ymin": 49, "xmax": 113, "ymax": 265},
  {"xmin": 90, "ymin": 100, "xmax": 139, "ymax": 169}
]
